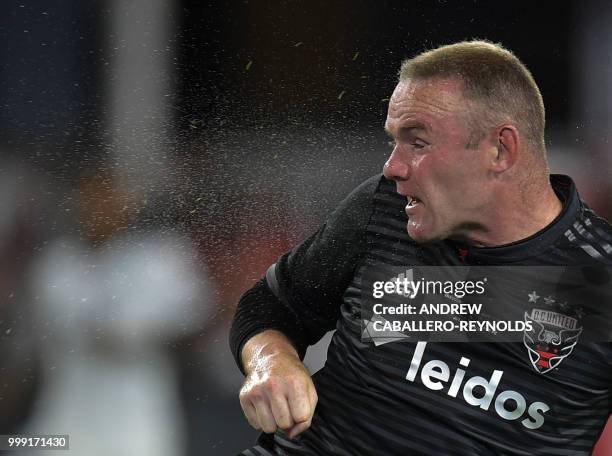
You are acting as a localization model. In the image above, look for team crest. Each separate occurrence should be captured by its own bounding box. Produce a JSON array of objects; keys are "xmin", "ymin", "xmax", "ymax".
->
[{"xmin": 523, "ymin": 306, "xmax": 583, "ymax": 374}]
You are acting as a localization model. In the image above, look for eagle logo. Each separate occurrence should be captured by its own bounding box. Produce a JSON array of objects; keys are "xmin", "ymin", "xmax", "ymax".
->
[{"xmin": 523, "ymin": 309, "xmax": 583, "ymax": 374}]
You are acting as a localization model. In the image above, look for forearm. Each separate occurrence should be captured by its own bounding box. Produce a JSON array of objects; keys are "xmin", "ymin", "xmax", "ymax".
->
[
  {"xmin": 229, "ymin": 279, "xmax": 310, "ymax": 374},
  {"xmin": 241, "ymin": 329, "xmax": 300, "ymax": 375}
]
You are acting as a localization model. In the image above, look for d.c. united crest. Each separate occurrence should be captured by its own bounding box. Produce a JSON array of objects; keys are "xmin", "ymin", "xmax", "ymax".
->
[{"xmin": 523, "ymin": 308, "xmax": 583, "ymax": 374}]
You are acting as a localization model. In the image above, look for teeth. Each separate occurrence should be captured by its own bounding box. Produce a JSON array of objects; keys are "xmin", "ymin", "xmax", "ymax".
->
[{"xmin": 408, "ymin": 196, "xmax": 420, "ymax": 206}]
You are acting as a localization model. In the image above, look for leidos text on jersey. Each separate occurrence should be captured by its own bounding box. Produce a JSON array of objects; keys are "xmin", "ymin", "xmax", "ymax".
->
[{"xmin": 406, "ymin": 342, "xmax": 550, "ymax": 429}]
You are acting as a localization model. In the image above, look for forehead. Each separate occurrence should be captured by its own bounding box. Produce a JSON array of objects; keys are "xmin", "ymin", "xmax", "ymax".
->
[{"xmin": 385, "ymin": 77, "xmax": 465, "ymax": 132}]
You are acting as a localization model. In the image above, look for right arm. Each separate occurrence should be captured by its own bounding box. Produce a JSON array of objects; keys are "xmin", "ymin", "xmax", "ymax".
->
[
  {"xmin": 229, "ymin": 175, "xmax": 382, "ymax": 437},
  {"xmin": 239, "ymin": 329, "xmax": 317, "ymax": 438}
]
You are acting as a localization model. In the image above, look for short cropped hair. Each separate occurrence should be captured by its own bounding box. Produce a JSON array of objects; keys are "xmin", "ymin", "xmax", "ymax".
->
[{"xmin": 399, "ymin": 40, "xmax": 545, "ymax": 154}]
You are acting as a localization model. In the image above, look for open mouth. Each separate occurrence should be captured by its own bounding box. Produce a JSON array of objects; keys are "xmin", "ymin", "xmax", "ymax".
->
[{"xmin": 407, "ymin": 196, "xmax": 422, "ymax": 208}]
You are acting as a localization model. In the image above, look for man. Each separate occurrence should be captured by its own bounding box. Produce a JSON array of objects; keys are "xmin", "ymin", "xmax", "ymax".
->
[{"xmin": 230, "ymin": 41, "xmax": 612, "ymax": 455}]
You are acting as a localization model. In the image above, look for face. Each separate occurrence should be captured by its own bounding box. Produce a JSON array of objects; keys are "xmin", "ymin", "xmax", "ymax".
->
[{"xmin": 383, "ymin": 78, "xmax": 492, "ymax": 243}]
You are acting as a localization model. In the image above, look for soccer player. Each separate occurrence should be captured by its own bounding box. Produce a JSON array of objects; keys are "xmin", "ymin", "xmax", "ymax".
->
[{"xmin": 230, "ymin": 41, "xmax": 612, "ymax": 455}]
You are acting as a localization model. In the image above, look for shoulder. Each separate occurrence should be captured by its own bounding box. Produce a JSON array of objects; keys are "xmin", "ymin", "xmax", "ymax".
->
[
  {"xmin": 337, "ymin": 174, "xmax": 405, "ymax": 215},
  {"xmin": 339, "ymin": 174, "xmax": 385, "ymax": 207},
  {"xmin": 561, "ymin": 202, "xmax": 612, "ymax": 265},
  {"xmin": 581, "ymin": 205, "xmax": 612, "ymax": 234},
  {"xmin": 325, "ymin": 174, "xmax": 386, "ymax": 229}
]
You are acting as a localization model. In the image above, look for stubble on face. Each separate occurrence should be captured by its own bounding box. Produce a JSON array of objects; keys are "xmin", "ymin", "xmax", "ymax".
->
[{"xmin": 385, "ymin": 78, "xmax": 492, "ymax": 244}]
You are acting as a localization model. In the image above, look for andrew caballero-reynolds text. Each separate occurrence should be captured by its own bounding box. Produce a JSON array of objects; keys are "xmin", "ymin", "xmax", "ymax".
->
[{"xmin": 370, "ymin": 277, "xmax": 533, "ymax": 333}]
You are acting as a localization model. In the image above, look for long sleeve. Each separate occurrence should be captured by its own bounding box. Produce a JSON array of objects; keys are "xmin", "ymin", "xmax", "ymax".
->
[{"xmin": 229, "ymin": 174, "xmax": 382, "ymax": 373}]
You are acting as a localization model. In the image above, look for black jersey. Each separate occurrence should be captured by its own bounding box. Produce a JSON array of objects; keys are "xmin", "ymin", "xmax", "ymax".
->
[{"xmin": 230, "ymin": 174, "xmax": 612, "ymax": 455}]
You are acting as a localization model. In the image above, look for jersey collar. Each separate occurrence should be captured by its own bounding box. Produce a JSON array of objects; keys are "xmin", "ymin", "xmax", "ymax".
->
[{"xmin": 447, "ymin": 174, "xmax": 580, "ymax": 264}]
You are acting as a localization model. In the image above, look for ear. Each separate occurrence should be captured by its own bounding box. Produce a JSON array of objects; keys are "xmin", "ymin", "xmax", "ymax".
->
[{"xmin": 489, "ymin": 125, "xmax": 519, "ymax": 173}]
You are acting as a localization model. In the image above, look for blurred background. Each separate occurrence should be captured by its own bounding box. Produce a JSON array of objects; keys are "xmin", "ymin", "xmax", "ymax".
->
[{"xmin": 0, "ymin": 0, "xmax": 610, "ymax": 454}]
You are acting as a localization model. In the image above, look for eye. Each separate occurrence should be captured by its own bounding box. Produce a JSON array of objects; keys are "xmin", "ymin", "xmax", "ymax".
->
[
  {"xmin": 387, "ymin": 139, "xmax": 428, "ymax": 151},
  {"xmin": 411, "ymin": 139, "xmax": 428, "ymax": 150}
]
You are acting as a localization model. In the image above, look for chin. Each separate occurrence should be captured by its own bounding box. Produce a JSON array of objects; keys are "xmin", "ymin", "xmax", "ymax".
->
[{"xmin": 406, "ymin": 221, "xmax": 441, "ymax": 244}]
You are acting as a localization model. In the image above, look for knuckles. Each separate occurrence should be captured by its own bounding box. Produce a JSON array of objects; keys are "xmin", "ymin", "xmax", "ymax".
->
[
  {"xmin": 239, "ymin": 360, "xmax": 318, "ymax": 436},
  {"xmin": 243, "ymin": 373, "xmax": 309, "ymax": 400},
  {"xmin": 285, "ymin": 375, "xmax": 304, "ymax": 390},
  {"xmin": 265, "ymin": 377, "xmax": 281, "ymax": 394},
  {"xmin": 241, "ymin": 389, "xmax": 263, "ymax": 403},
  {"xmin": 261, "ymin": 423, "xmax": 278, "ymax": 434}
]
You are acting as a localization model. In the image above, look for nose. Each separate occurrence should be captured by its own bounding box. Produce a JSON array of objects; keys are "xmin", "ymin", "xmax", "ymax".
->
[{"xmin": 383, "ymin": 145, "xmax": 410, "ymax": 181}]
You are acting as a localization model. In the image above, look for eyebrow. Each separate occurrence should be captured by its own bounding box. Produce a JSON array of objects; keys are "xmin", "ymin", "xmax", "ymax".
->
[{"xmin": 384, "ymin": 122, "xmax": 429, "ymax": 138}]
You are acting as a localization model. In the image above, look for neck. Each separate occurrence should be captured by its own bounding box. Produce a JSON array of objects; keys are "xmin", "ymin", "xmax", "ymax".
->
[{"xmin": 454, "ymin": 178, "xmax": 563, "ymax": 248}]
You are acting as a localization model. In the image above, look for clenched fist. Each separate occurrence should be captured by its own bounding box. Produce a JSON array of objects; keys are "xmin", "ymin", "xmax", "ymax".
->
[{"xmin": 239, "ymin": 330, "xmax": 318, "ymax": 439}]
